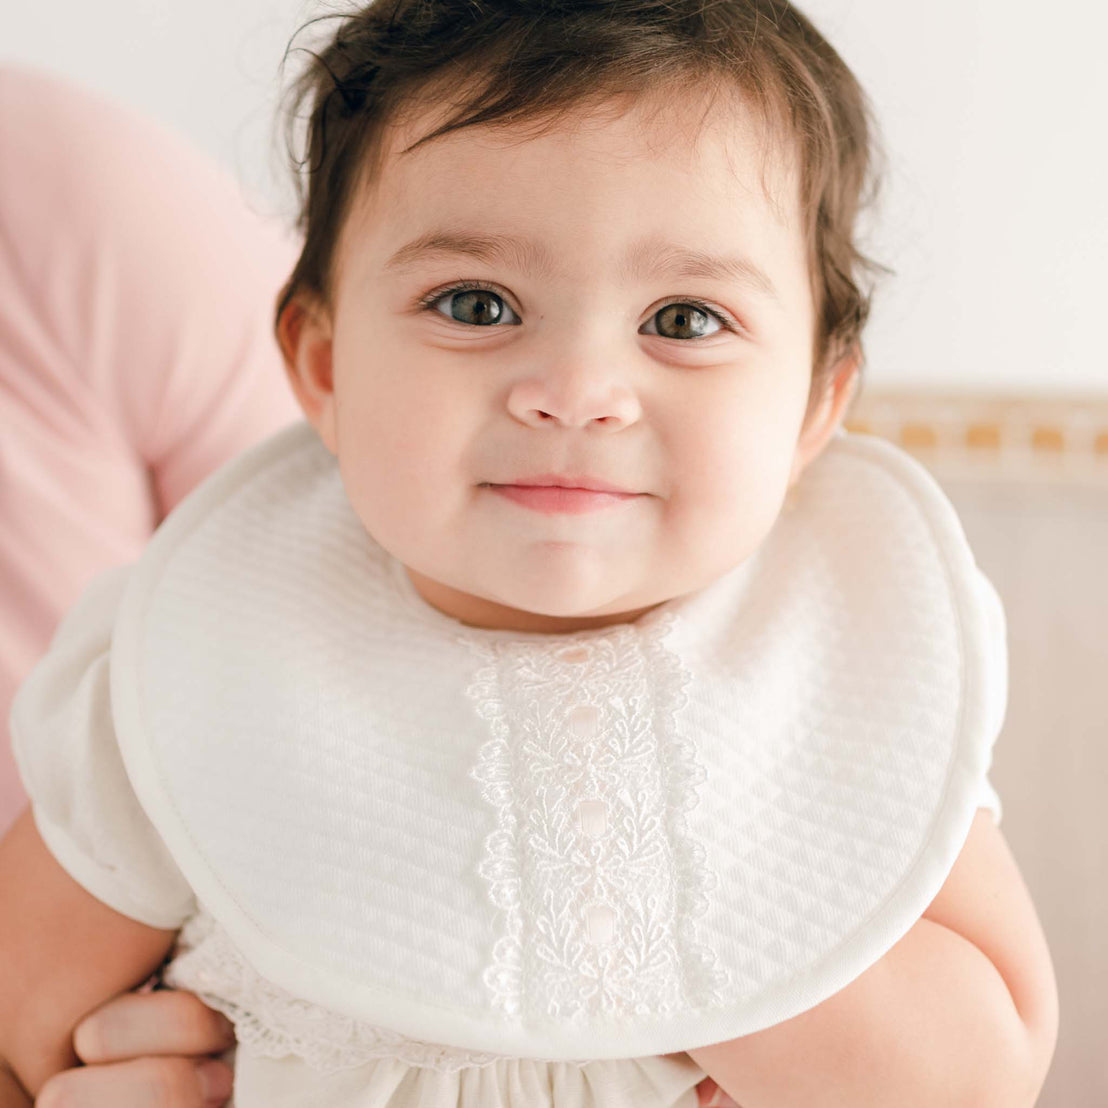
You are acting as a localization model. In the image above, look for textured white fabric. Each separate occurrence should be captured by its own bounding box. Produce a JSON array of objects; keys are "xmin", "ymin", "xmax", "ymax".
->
[
  {"xmin": 9, "ymin": 564, "xmax": 195, "ymax": 928},
  {"xmin": 221, "ymin": 1043, "xmax": 707, "ymax": 1108},
  {"xmin": 10, "ymin": 419, "xmax": 1006, "ymax": 1106}
]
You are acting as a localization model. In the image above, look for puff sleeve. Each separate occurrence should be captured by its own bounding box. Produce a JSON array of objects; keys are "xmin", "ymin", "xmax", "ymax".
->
[
  {"xmin": 8, "ymin": 563, "xmax": 196, "ymax": 928},
  {"xmin": 974, "ymin": 566, "xmax": 1007, "ymax": 826}
]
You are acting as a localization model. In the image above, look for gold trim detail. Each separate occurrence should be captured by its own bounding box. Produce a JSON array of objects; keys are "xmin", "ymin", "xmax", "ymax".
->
[{"xmin": 844, "ymin": 392, "xmax": 1108, "ymax": 485}]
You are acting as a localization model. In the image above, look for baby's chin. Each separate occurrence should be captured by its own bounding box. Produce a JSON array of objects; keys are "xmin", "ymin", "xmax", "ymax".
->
[{"xmin": 403, "ymin": 561, "xmax": 668, "ymax": 634}]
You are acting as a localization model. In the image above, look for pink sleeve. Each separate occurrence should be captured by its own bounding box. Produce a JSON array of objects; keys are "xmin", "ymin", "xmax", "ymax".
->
[{"xmin": 0, "ymin": 65, "xmax": 302, "ymax": 835}]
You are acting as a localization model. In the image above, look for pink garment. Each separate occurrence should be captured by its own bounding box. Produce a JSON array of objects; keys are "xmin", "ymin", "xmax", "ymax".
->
[{"xmin": 0, "ymin": 65, "xmax": 302, "ymax": 836}]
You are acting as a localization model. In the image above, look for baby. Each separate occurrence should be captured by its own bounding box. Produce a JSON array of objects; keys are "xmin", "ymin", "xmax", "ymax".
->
[{"xmin": 0, "ymin": 1, "xmax": 1058, "ymax": 1106}]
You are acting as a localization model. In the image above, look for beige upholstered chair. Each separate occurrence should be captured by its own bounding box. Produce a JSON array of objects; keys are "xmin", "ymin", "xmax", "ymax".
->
[{"xmin": 845, "ymin": 391, "xmax": 1108, "ymax": 1107}]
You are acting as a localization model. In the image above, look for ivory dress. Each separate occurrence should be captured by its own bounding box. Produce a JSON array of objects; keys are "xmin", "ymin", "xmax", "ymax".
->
[{"xmin": 11, "ymin": 420, "xmax": 1006, "ymax": 1108}]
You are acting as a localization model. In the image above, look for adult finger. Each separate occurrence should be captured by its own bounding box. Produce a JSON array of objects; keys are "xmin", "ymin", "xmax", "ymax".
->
[
  {"xmin": 36, "ymin": 1055, "xmax": 233, "ymax": 1108},
  {"xmin": 73, "ymin": 989, "xmax": 235, "ymax": 1063},
  {"xmin": 696, "ymin": 1075, "xmax": 744, "ymax": 1107}
]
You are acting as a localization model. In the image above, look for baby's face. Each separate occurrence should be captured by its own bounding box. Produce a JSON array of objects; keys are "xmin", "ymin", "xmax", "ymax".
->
[{"xmin": 281, "ymin": 86, "xmax": 855, "ymax": 633}]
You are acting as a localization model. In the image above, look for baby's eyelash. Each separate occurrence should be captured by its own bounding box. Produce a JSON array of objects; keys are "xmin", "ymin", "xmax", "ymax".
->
[
  {"xmin": 417, "ymin": 281, "xmax": 742, "ymax": 333},
  {"xmin": 655, "ymin": 297, "xmax": 741, "ymax": 332},
  {"xmin": 416, "ymin": 279, "xmax": 501, "ymax": 310}
]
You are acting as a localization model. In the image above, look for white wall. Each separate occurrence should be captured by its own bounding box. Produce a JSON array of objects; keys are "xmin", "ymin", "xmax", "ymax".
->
[
  {"xmin": 4, "ymin": 0, "xmax": 1106, "ymax": 394},
  {"xmin": 817, "ymin": 1, "xmax": 1108, "ymax": 396},
  {"xmin": 2, "ymin": 0, "xmax": 312, "ymax": 224}
]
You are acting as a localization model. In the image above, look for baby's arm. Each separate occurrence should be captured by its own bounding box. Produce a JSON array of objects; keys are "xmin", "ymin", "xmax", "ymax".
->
[
  {"xmin": 686, "ymin": 810, "xmax": 1058, "ymax": 1108},
  {"xmin": 0, "ymin": 810, "xmax": 178, "ymax": 1103}
]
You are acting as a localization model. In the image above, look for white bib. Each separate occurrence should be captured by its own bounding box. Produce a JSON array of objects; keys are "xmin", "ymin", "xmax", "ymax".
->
[{"xmin": 110, "ymin": 419, "xmax": 1004, "ymax": 1062}]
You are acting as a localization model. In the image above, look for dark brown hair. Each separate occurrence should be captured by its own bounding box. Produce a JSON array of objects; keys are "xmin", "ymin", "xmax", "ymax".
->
[{"xmin": 275, "ymin": 0, "xmax": 890, "ymax": 423}]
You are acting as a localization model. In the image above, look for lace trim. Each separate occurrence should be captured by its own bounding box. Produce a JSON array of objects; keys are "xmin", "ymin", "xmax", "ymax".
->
[
  {"xmin": 162, "ymin": 910, "xmax": 561, "ymax": 1074},
  {"xmin": 461, "ymin": 611, "xmax": 729, "ymax": 1024}
]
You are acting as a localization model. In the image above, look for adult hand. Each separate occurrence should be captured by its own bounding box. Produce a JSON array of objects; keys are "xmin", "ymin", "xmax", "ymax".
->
[{"xmin": 35, "ymin": 987, "xmax": 235, "ymax": 1107}]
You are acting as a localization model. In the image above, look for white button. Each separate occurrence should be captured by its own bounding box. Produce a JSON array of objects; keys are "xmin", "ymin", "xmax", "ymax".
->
[
  {"xmin": 577, "ymin": 799, "xmax": 607, "ymax": 838},
  {"xmin": 568, "ymin": 704, "xmax": 601, "ymax": 738},
  {"xmin": 585, "ymin": 904, "xmax": 616, "ymax": 945},
  {"xmin": 558, "ymin": 646, "xmax": 590, "ymax": 664}
]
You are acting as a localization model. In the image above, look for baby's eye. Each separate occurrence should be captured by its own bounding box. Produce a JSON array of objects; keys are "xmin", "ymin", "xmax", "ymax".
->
[
  {"xmin": 641, "ymin": 302, "xmax": 727, "ymax": 340},
  {"xmin": 424, "ymin": 283, "xmax": 520, "ymax": 326},
  {"xmin": 420, "ymin": 283, "xmax": 735, "ymax": 339}
]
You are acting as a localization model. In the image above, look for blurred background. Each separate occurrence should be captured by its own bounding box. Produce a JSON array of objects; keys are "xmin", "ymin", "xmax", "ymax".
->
[
  {"xmin": 5, "ymin": 0, "xmax": 1107, "ymax": 395},
  {"xmin": 3, "ymin": 2, "xmax": 1106, "ymax": 1103}
]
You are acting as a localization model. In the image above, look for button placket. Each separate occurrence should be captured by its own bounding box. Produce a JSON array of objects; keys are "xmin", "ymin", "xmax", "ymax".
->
[{"xmin": 563, "ymin": 691, "xmax": 616, "ymax": 944}]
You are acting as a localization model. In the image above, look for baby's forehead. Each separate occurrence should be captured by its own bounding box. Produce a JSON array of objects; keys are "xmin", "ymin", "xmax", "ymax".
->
[
  {"xmin": 327, "ymin": 79, "xmax": 816, "ymax": 345},
  {"xmin": 366, "ymin": 82, "xmax": 802, "ymax": 228}
]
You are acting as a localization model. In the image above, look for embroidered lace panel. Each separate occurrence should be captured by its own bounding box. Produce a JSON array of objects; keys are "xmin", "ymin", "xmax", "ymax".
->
[{"xmin": 459, "ymin": 611, "xmax": 729, "ymax": 1024}]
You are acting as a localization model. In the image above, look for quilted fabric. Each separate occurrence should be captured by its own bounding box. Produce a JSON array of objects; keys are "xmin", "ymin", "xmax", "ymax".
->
[{"xmin": 106, "ymin": 419, "xmax": 1005, "ymax": 1070}]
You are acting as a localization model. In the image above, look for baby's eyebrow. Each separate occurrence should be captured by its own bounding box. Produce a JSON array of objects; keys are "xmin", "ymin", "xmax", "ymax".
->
[{"xmin": 383, "ymin": 228, "xmax": 780, "ymax": 302}]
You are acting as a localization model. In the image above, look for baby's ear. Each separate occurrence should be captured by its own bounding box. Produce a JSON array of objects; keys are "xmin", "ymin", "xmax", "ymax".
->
[
  {"xmin": 788, "ymin": 350, "xmax": 861, "ymax": 487},
  {"xmin": 276, "ymin": 289, "xmax": 338, "ymax": 455}
]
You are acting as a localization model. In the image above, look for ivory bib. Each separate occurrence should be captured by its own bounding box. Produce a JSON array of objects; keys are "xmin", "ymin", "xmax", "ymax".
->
[{"xmin": 110, "ymin": 420, "xmax": 1005, "ymax": 1060}]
